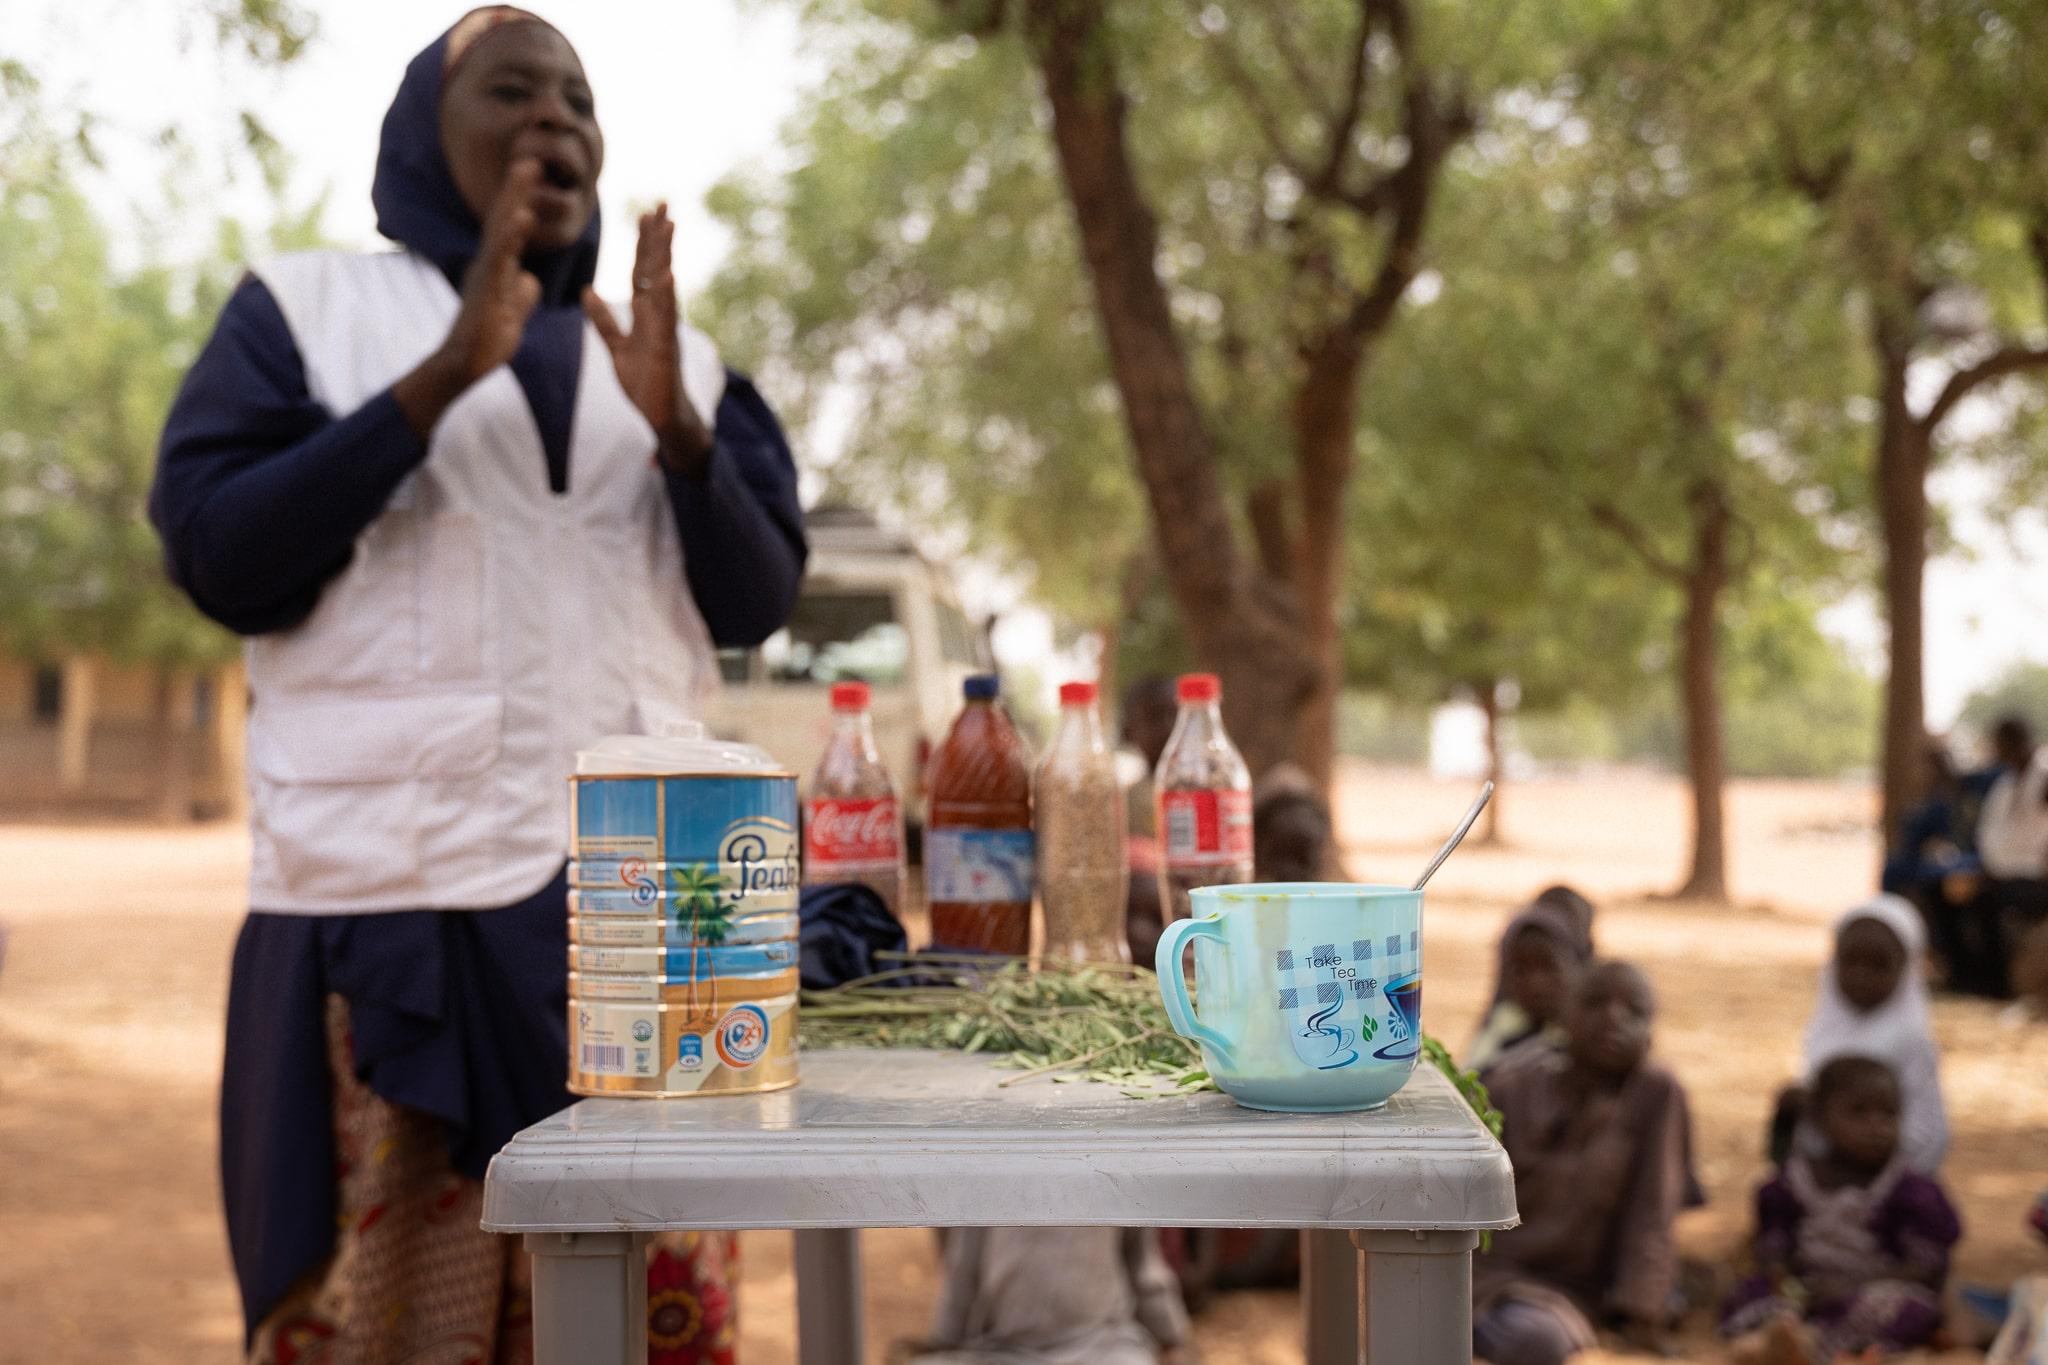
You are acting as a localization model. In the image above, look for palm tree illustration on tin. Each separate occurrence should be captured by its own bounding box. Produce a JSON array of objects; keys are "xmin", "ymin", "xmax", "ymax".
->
[{"xmin": 671, "ymin": 862, "xmax": 732, "ymax": 1028}]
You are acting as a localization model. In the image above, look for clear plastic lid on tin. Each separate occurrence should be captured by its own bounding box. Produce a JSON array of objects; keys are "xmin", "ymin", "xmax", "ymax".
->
[{"xmin": 575, "ymin": 720, "xmax": 785, "ymax": 776}]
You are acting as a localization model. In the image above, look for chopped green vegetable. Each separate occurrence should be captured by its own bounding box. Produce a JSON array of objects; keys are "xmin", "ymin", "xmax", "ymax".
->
[{"xmin": 800, "ymin": 955, "xmax": 1507, "ymax": 1140}]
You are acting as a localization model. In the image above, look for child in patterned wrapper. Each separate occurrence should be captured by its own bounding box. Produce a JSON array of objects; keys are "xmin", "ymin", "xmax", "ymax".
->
[{"xmin": 1723, "ymin": 1054, "xmax": 1963, "ymax": 1364}]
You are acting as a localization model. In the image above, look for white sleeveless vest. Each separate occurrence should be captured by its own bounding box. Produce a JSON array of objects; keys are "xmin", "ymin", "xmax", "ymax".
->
[{"xmin": 244, "ymin": 248, "xmax": 721, "ymax": 913}]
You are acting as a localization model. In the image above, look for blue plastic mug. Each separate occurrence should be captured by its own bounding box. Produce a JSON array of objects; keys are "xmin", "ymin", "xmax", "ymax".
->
[{"xmin": 1155, "ymin": 883, "xmax": 1425, "ymax": 1112}]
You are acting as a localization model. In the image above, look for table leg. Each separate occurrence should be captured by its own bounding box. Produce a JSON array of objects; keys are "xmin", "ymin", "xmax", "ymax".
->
[
  {"xmin": 1353, "ymin": 1229, "xmax": 1479, "ymax": 1364},
  {"xmin": 794, "ymin": 1227, "xmax": 865, "ymax": 1365},
  {"xmin": 1302, "ymin": 1228, "xmax": 1362, "ymax": 1364},
  {"xmin": 524, "ymin": 1230, "xmax": 647, "ymax": 1365}
]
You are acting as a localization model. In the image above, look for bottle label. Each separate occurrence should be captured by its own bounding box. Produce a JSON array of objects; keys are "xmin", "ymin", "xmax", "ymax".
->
[
  {"xmin": 804, "ymin": 797, "xmax": 901, "ymax": 872},
  {"xmin": 925, "ymin": 829, "xmax": 1036, "ymax": 903},
  {"xmin": 1161, "ymin": 789, "xmax": 1252, "ymax": 868}
]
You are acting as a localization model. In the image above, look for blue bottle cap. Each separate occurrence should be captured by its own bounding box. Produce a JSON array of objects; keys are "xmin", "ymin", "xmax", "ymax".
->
[{"xmin": 963, "ymin": 674, "xmax": 1000, "ymax": 701}]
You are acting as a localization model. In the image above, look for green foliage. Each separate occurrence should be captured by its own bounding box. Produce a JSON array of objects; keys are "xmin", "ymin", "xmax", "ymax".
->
[
  {"xmin": 1347, "ymin": 94, "xmax": 1868, "ymax": 804},
  {"xmin": 2, "ymin": 0, "xmax": 316, "ymax": 181},
  {"xmin": 0, "ymin": 178, "xmax": 215, "ymax": 664},
  {"xmin": 1514, "ymin": 701, "xmax": 1626, "ymax": 769},
  {"xmin": 1606, "ymin": 0, "xmax": 2048, "ymax": 325},
  {"xmin": 1957, "ymin": 663, "xmax": 2048, "ymax": 747},
  {"xmin": 802, "ymin": 954, "xmax": 1498, "ymax": 1127},
  {"xmin": 0, "ymin": 158, "xmax": 323, "ymax": 668},
  {"xmin": 1334, "ymin": 692, "xmax": 1431, "ymax": 766},
  {"xmin": 801, "ymin": 957, "xmax": 1216, "ymax": 1096},
  {"xmin": 705, "ymin": 0, "xmax": 1601, "ymax": 633},
  {"xmin": 1110, "ymin": 576, "xmax": 1197, "ymax": 688},
  {"xmin": 713, "ymin": 0, "xmax": 2030, "ymax": 796},
  {"xmin": 1420, "ymin": 1035, "xmax": 1502, "ymax": 1140},
  {"xmin": 703, "ymin": 11, "xmax": 1141, "ymax": 626},
  {"xmin": 1554, "ymin": 616, "xmax": 1880, "ymax": 780}
]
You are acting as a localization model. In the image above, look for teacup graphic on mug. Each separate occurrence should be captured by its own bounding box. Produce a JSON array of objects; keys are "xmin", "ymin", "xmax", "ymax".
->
[
  {"xmin": 1157, "ymin": 883, "xmax": 1424, "ymax": 1113},
  {"xmin": 1381, "ymin": 971, "xmax": 1422, "ymax": 1060}
]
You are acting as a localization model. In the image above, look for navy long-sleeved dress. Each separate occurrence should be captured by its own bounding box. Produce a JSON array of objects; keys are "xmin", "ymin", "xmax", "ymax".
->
[{"xmin": 152, "ymin": 271, "xmax": 806, "ymax": 1337}]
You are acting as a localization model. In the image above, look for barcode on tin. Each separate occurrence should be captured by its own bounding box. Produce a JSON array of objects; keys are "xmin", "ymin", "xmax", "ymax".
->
[
  {"xmin": 1165, "ymin": 803, "xmax": 1197, "ymax": 853},
  {"xmin": 580, "ymin": 1044, "xmax": 626, "ymax": 1074}
]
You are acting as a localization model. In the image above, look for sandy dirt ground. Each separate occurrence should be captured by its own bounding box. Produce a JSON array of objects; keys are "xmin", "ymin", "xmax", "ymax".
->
[{"xmin": 1, "ymin": 764, "xmax": 2042, "ymax": 1363}]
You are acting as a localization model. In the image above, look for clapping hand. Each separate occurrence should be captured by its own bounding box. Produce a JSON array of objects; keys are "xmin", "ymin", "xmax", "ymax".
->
[
  {"xmin": 583, "ymin": 202, "xmax": 713, "ymax": 476},
  {"xmin": 395, "ymin": 159, "xmax": 544, "ymax": 437}
]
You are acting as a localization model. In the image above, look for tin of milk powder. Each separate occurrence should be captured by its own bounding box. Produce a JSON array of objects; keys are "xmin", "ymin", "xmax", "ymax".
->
[{"xmin": 567, "ymin": 725, "xmax": 801, "ymax": 1097}]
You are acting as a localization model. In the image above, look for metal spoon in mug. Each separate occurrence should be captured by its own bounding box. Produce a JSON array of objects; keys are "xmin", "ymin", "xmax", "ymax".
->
[{"xmin": 1410, "ymin": 780, "xmax": 1495, "ymax": 891}]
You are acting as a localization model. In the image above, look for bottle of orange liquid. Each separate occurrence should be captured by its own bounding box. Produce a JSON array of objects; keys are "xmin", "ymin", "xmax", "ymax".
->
[{"xmin": 925, "ymin": 675, "xmax": 1035, "ymax": 955}]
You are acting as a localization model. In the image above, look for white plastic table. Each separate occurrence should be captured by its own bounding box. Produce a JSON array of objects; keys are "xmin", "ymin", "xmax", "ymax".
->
[{"xmin": 482, "ymin": 1049, "xmax": 1516, "ymax": 1364}]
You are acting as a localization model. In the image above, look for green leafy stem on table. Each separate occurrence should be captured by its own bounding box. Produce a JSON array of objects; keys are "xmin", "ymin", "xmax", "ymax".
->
[{"xmin": 798, "ymin": 956, "xmax": 1503, "ymax": 1138}]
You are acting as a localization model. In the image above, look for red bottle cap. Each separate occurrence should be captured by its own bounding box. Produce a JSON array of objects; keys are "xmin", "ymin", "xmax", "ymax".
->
[
  {"xmin": 1058, "ymin": 681, "xmax": 1098, "ymax": 706},
  {"xmin": 1177, "ymin": 673, "xmax": 1221, "ymax": 704},
  {"xmin": 830, "ymin": 681, "xmax": 872, "ymax": 712}
]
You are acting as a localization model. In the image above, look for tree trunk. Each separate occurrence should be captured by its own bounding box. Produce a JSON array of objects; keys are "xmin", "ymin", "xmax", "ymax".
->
[
  {"xmin": 1477, "ymin": 680, "xmax": 1504, "ymax": 847},
  {"xmin": 212, "ymin": 659, "xmax": 249, "ymax": 820},
  {"xmin": 1674, "ymin": 485, "xmax": 1731, "ymax": 902},
  {"xmin": 1094, "ymin": 619, "xmax": 1121, "ymax": 724},
  {"xmin": 1029, "ymin": 0, "xmax": 1318, "ymax": 779},
  {"xmin": 153, "ymin": 667, "xmax": 197, "ymax": 823},
  {"xmin": 1289, "ymin": 342, "xmax": 1365, "ymax": 796},
  {"xmin": 1874, "ymin": 334, "xmax": 1930, "ymax": 845},
  {"xmin": 56, "ymin": 655, "xmax": 95, "ymax": 794}
]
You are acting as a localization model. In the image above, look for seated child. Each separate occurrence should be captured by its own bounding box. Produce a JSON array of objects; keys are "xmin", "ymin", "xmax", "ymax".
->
[
  {"xmin": 904, "ymin": 1226, "xmax": 1190, "ymax": 1365},
  {"xmin": 1788, "ymin": 895, "xmax": 1949, "ymax": 1173},
  {"xmin": 1251, "ymin": 763, "xmax": 1346, "ymax": 882},
  {"xmin": 1473, "ymin": 961, "xmax": 1692, "ymax": 1365},
  {"xmin": 1723, "ymin": 1055, "xmax": 1963, "ymax": 1363},
  {"xmin": 1465, "ymin": 886, "xmax": 1595, "ymax": 1075}
]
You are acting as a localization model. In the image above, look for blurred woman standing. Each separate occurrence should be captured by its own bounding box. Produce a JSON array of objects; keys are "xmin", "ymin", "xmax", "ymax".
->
[{"xmin": 151, "ymin": 9, "xmax": 803, "ymax": 1360}]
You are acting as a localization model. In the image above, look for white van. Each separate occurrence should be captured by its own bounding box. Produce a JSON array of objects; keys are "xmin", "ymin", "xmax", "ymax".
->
[{"xmin": 703, "ymin": 507, "xmax": 990, "ymax": 833}]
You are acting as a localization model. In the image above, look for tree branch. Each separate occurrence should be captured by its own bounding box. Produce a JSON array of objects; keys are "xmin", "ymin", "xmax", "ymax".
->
[
  {"xmin": 933, "ymin": 0, "xmax": 1011, "ymax": 37},
  {"xmin": 1191, "ymin": 1, "xmax": 1310, "ymax": 181},
  {"xmin": 2031, "ymin": 221, "xmax": 2048, "ymax": 326},
  {"xmin": 1316, "ymin": 1, "xmax": 1470, "ymax": 348},
  {"xmin": 1245, "ymin": 0, "xmax": 1328, "ymax": 126},
  {"xmin": 1725, "ymin": 505, "xmax": 1760, "ymax": 582},
  {"xmin": 1313, "ymin": 0, "xmax": 1383, "ymax": 196},
  {"xmin": 1773, "ymin": 118, "xmax": 1850, "ymax": 204},
  {"xmin": 1920, "ymin": 344, "xmax": 2048, "ymax": 434},
  {"xmin": 1588, "ymin": 499, "xmax": 1687, "ymax": 583},
  {"xmin": 1246, "ymin": 481, "xmax": 1295, "ymax": 582},
  {"xmin": 1332, "ymin": 96, "xmax": 1438, "ymax": 343}
]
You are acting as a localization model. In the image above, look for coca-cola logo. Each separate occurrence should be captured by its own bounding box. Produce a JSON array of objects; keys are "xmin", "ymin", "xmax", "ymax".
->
[{"xmin": 806, "ymin": 798, "xmax": 900, "ymax": 865}]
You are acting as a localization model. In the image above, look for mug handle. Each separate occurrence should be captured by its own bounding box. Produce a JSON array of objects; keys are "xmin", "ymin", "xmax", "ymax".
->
[{"xmin": 1154, "ymin": 916, "xmax": 1235, "ymax": 1064}]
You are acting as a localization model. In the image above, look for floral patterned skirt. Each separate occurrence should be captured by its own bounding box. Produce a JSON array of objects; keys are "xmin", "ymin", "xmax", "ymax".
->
[
  {"xmin": 250, "ymin": 995, "xmax": 738, "ymax": 1364},
  {"xmin": 1723, "ymin": 1276, "xmax": 1943, "ymax": 1358}
]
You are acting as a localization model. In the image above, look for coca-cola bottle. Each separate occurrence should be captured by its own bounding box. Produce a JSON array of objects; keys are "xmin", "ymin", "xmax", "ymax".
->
[
  {"xmin": 803, "ymin": 681, "xmax": 906, "ymax": 918},
  {"xmin": 925, "ymin": 674, "xmax": 1035, "ymax": 955},
  {"xmin": 1036, "ymin": 681, "xmax": 1129, "ymax": 962},
  {"xmin": 1155, "ymin": 673, "xmax": 1252, "ymax": 922}
]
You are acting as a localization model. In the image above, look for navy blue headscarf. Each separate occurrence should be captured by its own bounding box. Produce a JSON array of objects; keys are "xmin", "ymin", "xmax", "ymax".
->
[{"xmin": 374, "ymin": 9, "xmax": 596, "ymax": 490}]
